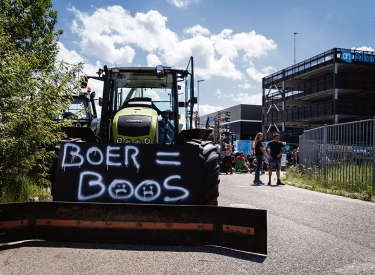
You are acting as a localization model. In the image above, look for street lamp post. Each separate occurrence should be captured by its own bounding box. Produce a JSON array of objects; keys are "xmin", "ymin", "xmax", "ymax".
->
[
  {"xmin": 294, "ymin": 32, "xmax": 298, "ymax": 64},
  {"xmin": 197, "ymin": 79, "xmax": 205, "ymax": 115}
]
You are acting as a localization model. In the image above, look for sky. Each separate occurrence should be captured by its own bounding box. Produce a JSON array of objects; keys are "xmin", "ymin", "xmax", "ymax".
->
[{"xmin": 52, "ymin": 0, "xmax": 375, "ymax": 116}]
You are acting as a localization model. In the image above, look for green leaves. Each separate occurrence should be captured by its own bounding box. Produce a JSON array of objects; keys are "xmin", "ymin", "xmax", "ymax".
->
[
  {"xmin": 0, "ymin": 0, "xmax": 60, "ymax": 72},
  {"xmin": 0, "ymin": 0, "xmax": 84, "ymax": 201}
]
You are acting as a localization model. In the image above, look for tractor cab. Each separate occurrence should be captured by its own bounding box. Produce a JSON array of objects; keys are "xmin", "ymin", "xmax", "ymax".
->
[
  {"xmin": 108, "ymin": 68, "xmax": 182, "ymax": 144},
  {"xmin": 80, "ymin": 57, "xmax": 207, "ymax": 144},
  {"xmin": 64, "ymin": 91, "xmax": 96, "ymax": 127},
  {"xmin": 53, "ymin": 89, "xmax": 97, "ymax": 127}
]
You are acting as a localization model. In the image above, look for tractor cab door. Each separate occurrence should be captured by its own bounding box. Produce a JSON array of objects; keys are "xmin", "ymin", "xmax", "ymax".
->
[{"xmin": 184, "ymin": 56, "xmax": 194, "ymax": 130}]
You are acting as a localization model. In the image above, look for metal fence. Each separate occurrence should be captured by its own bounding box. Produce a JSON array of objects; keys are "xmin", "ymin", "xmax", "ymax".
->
[{"xmin": 299, "ymin": 118, "xmax": 375, "ymax": 194}]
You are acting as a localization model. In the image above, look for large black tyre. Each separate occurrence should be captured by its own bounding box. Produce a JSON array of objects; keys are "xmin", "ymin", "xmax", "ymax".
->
[{"xmin": 186, "ymin": 139, "xmax": 220, "ymax": 205}]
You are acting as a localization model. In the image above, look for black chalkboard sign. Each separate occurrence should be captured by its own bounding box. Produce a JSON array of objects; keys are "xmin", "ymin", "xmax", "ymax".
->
[{"xmin": 54, "ymin": 142, "xmax": 201, "ymax": 204}]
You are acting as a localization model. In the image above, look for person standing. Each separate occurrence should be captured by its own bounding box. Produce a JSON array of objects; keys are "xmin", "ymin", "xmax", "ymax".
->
[
  {"xmin": 253, "ymin": 132, "xmax": 266, "ymax": 185},
  {"xmin": 265, "ymin": 133, "xmax": 285, "ymax": 186}
]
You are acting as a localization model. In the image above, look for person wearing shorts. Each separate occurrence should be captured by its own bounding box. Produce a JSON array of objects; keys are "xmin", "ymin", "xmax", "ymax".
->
[{"xmin": 265, "ymin": 133, "xmax": 285, "ymax": 186}]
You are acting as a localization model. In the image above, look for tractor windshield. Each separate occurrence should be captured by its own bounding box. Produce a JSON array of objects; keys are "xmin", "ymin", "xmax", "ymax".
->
[
  {"xmin": 113, "ymin": 87, "xmax": 173, "ymax": 112},
  {"xmin": 52, "ymin": 96, "xmax": 90, "ymax": 121},
  {"xmin": 66, "ymin": 98, "xmax": 90, "ymax": 119},
  {"xmin": 111, "ymin": 70, "xmax": 174, "ymax": 113}
]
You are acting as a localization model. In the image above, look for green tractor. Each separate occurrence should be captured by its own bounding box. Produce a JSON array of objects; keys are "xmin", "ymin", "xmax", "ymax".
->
[
  {"xmin": 51, "ymin": 57, "xmax": 220, "ymax": 205},
  {"xmin": 3, "ymin": 59, "xmax": 267, "ymax": 253},
  {"xmin": 61, "ymin": 88, "xmax": 97, "ymax": 127},
  {"xmin": 51, "ymin": 85, "xmax": 97, "ymax": 127}
]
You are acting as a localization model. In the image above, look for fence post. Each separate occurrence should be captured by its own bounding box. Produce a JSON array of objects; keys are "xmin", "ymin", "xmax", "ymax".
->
[
  {"xmin": 323, "ymin": 124, "xmax": 327, "ymax": 181},
  {"xmin": 372, "ymin": 117, "xmax": 375, "ymax": 195}
]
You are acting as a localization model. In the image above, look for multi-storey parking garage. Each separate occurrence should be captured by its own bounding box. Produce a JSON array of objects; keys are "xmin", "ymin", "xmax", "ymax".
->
[{"xmin": 262, "ymin": 48, "xmax": 375, "ymax": 144}]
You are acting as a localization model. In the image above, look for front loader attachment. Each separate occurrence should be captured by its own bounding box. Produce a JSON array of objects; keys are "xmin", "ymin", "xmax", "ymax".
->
[
  {"xmin": 53, "ymin": 142, "xmax": 203, "ymax": 204},
  {"xmin": 0, "ymin": 202, "xmax": 267, "ymax": 255}
]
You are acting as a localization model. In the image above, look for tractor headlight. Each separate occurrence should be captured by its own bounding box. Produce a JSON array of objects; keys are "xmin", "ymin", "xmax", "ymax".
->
[
  {"xmin": 116, "ymin": 137, "xmax": 123, "ymax": 143},
  {"xmin": 144, "ymin": 137, "xmax": 151, "ymax": 144},
  {"xmin": 134, "ymin": 139, "xmax": 142, "ymax": 144},
  {"xmin": 125, "ymin": 139, "xmax": 132, "ymax": 143}
]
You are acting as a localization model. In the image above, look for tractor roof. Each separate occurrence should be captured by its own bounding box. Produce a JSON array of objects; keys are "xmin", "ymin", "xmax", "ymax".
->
[{"xmin": 111, "ymin": 67, "xmax": 173, "ymax": 89}]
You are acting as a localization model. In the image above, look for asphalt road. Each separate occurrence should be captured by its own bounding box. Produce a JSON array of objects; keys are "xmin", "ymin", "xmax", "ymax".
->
[{"xmin": 1, "ymin": 172, "xmax": 375, "ymax": 274}]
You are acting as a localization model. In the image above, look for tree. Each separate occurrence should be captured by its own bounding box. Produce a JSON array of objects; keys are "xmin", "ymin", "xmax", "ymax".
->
[
  {"xmin": 0, "ymin": 1, "xmax": 82, "ymax": 201},
  {"xmin": 0, "ymin": 0, "xmax": 63, "ymax": 72}
]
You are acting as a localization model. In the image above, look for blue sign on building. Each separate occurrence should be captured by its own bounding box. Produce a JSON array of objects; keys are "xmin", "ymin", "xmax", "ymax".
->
[
  {"xmin": 236, "ymin": 140, "xmax": 252, "ymax": 156},
  {"xmin": 341, "ymin": 49, "xmax": 375, "ymax": 64},
  {"xmin": 341, "ymin": 49, "xmax": 352, "ymax": 63}
]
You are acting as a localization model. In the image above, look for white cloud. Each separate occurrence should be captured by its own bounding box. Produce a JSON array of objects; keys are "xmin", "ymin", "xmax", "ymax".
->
[
  {"xmin": 211, "ymin": 29, "xmax": 277, "ymax": 61},
  {"xmin": 238, "ymin": 81, "xmax": 255, "ymax": 89},
  {"xmin": 147, "ymin": 54, "xmax": 162, "ymax": 66},
  {"xmin": 56, "ymin": 42, "xmax": 103, "ymax": 77},
  {"xmin": 67, "ymin": 6, "xmax": 277, "ymax": 81},
  {"xmin": 215, "ymin": 89, "xmax": 233, "ymax": 99},
  {"xmin": 56, "ymin": 41, "xmax": 85, "ymax": 64},
  {"xmin": 167, "ymin": 0, "xmax": 192, "ymax": 8},
  {"xmin": 246, "ymin": 65, "xmax": 277, "ymax": 82},
  {"xmin": 354, "ymin": 46, "xmax": 374, "ymax": 51},
  {"xmin": 199, "ymin": 104, "xmax": 223, "ymax": 116},
  {"xmin": 184, "ymin": 25, "xmax": 210, "ymax": 36},
  {"xmin": 231, "ymin": 92, "xmax": 262, "ymax": 105},
  {"xmin": 68, "ymin": 6, "xmax": 169, "ymax": 65}
]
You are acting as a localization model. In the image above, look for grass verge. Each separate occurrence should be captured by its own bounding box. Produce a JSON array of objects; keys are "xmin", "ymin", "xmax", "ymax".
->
[
  {"xmin": 283, "ymin": 165, "xmax": 375, "ymax": 202},
  {"xmin": 0, "ymin": 176, "xmax": 52, "ymax": 203}
]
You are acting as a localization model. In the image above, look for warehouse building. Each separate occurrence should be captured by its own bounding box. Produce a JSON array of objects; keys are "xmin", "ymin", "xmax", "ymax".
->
[{"xmin": 199, "ymin": 104, "xmax": 262, "ymax": 142}]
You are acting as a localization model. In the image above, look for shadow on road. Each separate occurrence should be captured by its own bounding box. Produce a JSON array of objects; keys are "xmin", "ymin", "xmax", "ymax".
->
[
  {"xmin": 0, "ymin": 240, "xmax": 266, "ymax": 262},
  {"xmin": 250, "ymin": 183, "xmax": 283, "ymax": 187}
]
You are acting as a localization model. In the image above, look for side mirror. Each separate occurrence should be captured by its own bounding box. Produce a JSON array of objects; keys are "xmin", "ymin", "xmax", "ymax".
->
[
  {"xmin": 182, "ymin": 70, "xmax": 189, "ymax": 78},
  {"xmin": 99, "ymin": 97, "xmax": 103, "ymax": 106},
  {"xmin": 80, "ymin": 75, "xmax": 88, "ymax": 88},
  {"xmin": 155, "ymin": 65, "xmax": 164, "ymax": 79}
]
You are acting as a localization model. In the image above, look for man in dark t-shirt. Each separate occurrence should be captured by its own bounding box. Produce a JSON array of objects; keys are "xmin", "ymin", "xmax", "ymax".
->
[{"xmin": 265, "ymin": 133, "xmax": 285, "ymax": 186}]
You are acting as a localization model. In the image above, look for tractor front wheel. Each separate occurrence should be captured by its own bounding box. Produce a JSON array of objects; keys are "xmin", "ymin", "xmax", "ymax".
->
[{"xmin": 186, "ymin": 139, "xmax": 220, "ymax": 205}]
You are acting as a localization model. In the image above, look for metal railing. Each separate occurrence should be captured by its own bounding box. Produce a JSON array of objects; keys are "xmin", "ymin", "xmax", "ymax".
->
[{"xmin": 299, "ymin": 118, "xmax": 375, "ymax": 194}]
